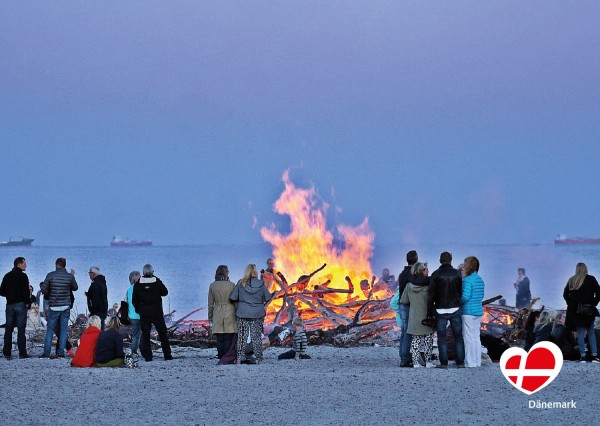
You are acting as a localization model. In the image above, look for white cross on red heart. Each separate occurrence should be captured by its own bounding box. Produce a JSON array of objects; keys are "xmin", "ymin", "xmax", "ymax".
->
[{"xmin": 499, "ymin": 341, "xmax": 563, "ymax": 395}]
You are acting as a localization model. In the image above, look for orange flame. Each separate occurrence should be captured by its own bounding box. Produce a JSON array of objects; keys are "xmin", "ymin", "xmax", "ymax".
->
[{"xmin": 260, "ymin": 171, "xmax": 389, "ymax": 329}]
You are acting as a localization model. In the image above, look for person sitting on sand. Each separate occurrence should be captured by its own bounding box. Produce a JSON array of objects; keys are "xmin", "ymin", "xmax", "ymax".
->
[
  {"xmin": 278, "ymin": 317, "xmax": 310, "ymax": 360},
  {"xmin": 523, "ymin": 309, "xmax": 542, "ymax": 351},
  {"xmin": 94, "ymin": 316, "xmax": 125, "ymax": 367},
  {"xmin": 533, "ymin": 311, "xmax": 554, "ymax": 346},
  {"xmin": 71, "ymin": 315, "xmax": 102, "ymax": 368},
  {"xmin": 400, "ymin": 262, "xmax": 434, "ymax": 368}
]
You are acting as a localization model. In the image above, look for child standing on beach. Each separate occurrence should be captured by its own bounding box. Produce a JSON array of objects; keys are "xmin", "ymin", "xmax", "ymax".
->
[{"xmin": 278, "ymin": 317, "xmax": 310, "ymax": 361}]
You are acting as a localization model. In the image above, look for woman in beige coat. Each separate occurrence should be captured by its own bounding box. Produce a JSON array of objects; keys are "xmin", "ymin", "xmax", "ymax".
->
[{"xmin": 208, "ymin": 265, "xmax": 237, "ymax": 359}]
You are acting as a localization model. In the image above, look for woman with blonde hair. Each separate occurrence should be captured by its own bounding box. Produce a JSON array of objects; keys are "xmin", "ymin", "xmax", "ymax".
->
[
  {"xmin": 71, "ymin": 315, "xmax": 102, "ymax": 368},
  {"xmin": 563, "ymin": 262, "xmax": 600, "ymax": 363},
  {"xmin": 94, "ymin": 316, "xmax": 125, "ymax": 367},
  {"xmin": 460, "ymin": 256, "xmax": 485, "ymax": 367},
  {"xmin": 230, "ymin": 264, "xmax": 273, "ymax": 364},
  {"xmin": 532, "ymin": 311, "xmax": 555, "ymax": 345}
]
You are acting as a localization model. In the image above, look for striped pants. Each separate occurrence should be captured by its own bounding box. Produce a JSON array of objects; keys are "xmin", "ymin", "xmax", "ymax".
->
[{"xmin": 236, "ymin": 318, "xmax": 264, "ymax": 361}]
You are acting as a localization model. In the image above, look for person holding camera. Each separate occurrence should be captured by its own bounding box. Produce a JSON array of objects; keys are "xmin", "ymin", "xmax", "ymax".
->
[{"xmin": 400, "ymin": 262, "xmax": 434, "ymax": 368}]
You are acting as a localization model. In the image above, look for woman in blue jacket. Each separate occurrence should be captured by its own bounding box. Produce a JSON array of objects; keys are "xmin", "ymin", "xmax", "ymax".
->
[{"xmin": 461, "ymin": 256, "xmax": 485, "ymax": 367}]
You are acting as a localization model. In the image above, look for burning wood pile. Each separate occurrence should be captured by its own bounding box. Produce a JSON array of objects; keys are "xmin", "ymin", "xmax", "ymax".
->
[{"xmin": 163, "ymin": 172, "xmax": 521, "ymax": 349}]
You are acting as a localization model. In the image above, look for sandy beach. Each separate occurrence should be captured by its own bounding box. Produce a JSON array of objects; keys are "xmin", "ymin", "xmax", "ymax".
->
[{"xmin": 0, "ymin": 342, "xmax": 595, "ymax": 426}]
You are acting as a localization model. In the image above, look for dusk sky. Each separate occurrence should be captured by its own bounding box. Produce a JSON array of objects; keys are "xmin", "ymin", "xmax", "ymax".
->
[{"xmin": 1, "ymin": 1, "xmax": 599, "ymax": 246}]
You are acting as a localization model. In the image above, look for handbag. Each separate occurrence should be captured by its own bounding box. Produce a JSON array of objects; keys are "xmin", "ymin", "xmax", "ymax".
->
[
  {"xmin": 576, "ymin": 303, "xmax": 594, "ymax": 316},
  {"xmin": 118, "ymin": 293, "xmax": 131, "ymax": 325}
]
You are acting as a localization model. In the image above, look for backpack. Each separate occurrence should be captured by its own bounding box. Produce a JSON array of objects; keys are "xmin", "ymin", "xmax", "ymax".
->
[{"xmin": 118, "ymin": 293, "xmax": 130, "ymax": 325}]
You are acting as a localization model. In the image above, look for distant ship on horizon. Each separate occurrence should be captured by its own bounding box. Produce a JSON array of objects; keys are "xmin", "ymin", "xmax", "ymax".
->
[
  {"xmin": 554, "ymin": 234, "xmax": 600, "ymax": 245},
  {"xmin": 0, "ymin": 236, "xmax": 34, "ymax": 247},
  {"xmin": 110, "ymin": 235, "xmax": 153, "ymax": 247}
]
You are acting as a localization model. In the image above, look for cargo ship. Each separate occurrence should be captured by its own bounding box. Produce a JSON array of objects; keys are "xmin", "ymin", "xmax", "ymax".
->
[
  {"xmin": 554, "ymin": 234, "xmax": 600, "ymax": 245},
  {"xmin": 0, "ymin": 237, "xmax": 34, "ymax": 247},
  {"xmin": 110, "ymin": 236, "xmax": 152, "ymax": 247}
]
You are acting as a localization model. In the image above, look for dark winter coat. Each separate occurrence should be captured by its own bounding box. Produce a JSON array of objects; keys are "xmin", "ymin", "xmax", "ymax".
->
[
  {"xmin": 0, "ymin": 267, "xmax": 30, "ymax": 306},
  {"xmin": 40, "ymin": 268, "xmax": 78, "ymax": 308},
  {"xmin": 563, "ymin": 275, "xmax": 600, "ymax": 330},
  {"xmin": 397, "ymin": 266, "xmax": 413, "ymax": 297},
  {"xmin": 428, "ymin": 263, "xmax": 462, "ymax": 315},
  {"xmin": 132, "ymin": 276, "xmax": 168, "ymax": 317},
  {"xmin": 94, "ymin": 328, "xmax": 124, "ymax": 364},
  {"xmin": 86, "ymin": 275, "xmax": 108, "ymax": 316}
]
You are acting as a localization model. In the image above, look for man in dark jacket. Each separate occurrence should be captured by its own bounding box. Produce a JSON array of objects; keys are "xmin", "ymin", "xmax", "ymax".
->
[
  {"xmin": 0, "ymin": 257, "xmax": 31, "ymax": 359},
  {"xmin": 132, "ymin": 263, "xmax": 172, "ymax": 362},
  {"xmin": 428, "ymin": 251, "xmax": 465, "ymax": 368},
  {"xmin": 397, "ymin": 250, "xmax": 418, "ymax": 367},
  {"xmin": 514, "ymin": 268, "xmax": 532, "ymax": 308},
  {"xmin": 40, "ymin": 257, "xmax": 78, "ymax": 358},
  {"xmin": 86, "ymin": 266, "xmax": 108, "ymax": 329}
]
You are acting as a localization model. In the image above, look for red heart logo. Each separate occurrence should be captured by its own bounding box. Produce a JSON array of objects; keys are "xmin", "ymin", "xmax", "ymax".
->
[{"xmin": 500, "ymin": 341, "xmax": 563, "ymax": 395}]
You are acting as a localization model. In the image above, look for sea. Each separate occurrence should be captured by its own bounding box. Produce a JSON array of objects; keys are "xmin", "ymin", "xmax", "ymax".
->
[{"xmin": 1, "ymin": 242, "xmax": 599, "ymax": 323}]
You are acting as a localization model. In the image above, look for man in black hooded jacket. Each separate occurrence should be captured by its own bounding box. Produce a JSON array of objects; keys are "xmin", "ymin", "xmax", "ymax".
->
[{"xmin": 86, "ymin": 266, "xmax": 108, "ymax": 329}]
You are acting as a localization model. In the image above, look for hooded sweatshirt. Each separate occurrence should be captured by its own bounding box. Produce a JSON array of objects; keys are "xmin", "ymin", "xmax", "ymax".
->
[
  {"xmin": 230, "ymin": 278, "xmax": 273, "ymax": 319},
  {"xmin": 399, "ymin": 274, "xmax": 433, "ymax": 336},
  {"xmin": 132, "ymin": 276, "xmax": 168, "ymax": 317}
]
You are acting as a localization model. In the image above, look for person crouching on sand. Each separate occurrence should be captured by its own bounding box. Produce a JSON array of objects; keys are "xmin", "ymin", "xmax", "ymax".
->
[
  {"xmin": 71, "ymin": 315, "xmax": 102, "ymax": 368},
  {"xmin": 278, "ymin": 317, "xmax": 310, "ymax": 361},
  {"xmin": 94, "ymin": 316, "xmax": 125, "ymax": 367},
  {"xmin": 230, "ymin": 264, "xmax": 273, "ymax": 365}
]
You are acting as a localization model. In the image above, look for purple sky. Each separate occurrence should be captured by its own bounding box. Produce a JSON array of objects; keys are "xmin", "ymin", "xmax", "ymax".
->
[{"xmin": 1, "ymin": 1, "xmax": 599, "ymax": 246}]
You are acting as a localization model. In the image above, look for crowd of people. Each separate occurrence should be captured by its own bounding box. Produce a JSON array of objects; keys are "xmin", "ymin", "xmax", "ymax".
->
[
  {"xmin": 1, "ymin": 252, "xmax": 599, "ymax": 367},
  {"xmin": 0, "ymin": 257, "xmax": 172, "ymax": 366},
  {"xmin": 389, "ymin": 250, "xmax": 600, "ymax": 367},
  {"xmin": 390, "ymin": 250, "xmax": 485, "ymax": 368}
]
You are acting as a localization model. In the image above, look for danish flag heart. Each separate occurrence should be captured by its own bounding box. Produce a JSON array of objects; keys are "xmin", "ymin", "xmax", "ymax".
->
[{"xmin": 499, "ymin": 341, "xmax": 563, "ymax": 395}]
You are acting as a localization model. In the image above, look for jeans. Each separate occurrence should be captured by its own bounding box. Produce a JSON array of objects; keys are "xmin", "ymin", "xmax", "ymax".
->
[
  {"xmin": 399, "ymin": 304, "xmax": 412, "ymax": 365},
  {"xmin": 130, "ymin": 319, "xmax": 141, "ymax": 355},
  {"xmin": 3, "ymin": 302, "xmax": 28, "ymax": 357},
  {"xmin": 436, "ymin": 311, "xmax": 465, "ymax": 366},
  {"xmin": 577, "ymin": 324, "xmax": 598, "ymax": 356},
  {"xmin": 43, "ymin": 308, "xmax": 70, "ymax": 356}
]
